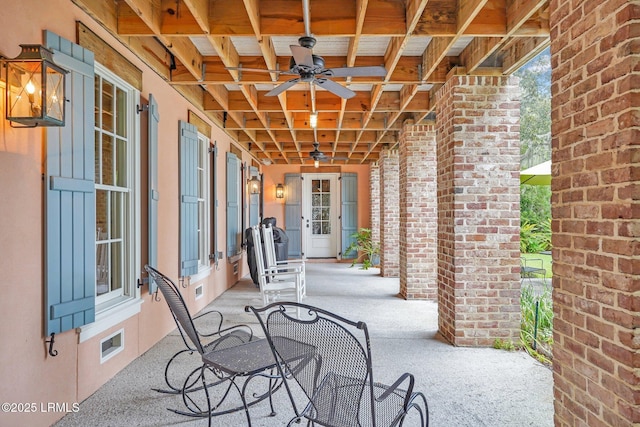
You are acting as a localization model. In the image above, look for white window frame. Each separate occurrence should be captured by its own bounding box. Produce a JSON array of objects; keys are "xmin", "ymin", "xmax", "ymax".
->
[
  {"xmin": 80, "ymin": 62, "xmax": 141, "ymax": 343},
  {"xmin": 192, "ymin": 132, "xmax": 212, "ymax": 282}
]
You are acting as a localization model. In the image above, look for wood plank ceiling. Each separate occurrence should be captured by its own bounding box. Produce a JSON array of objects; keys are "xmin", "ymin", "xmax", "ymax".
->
[{"xmin": 73, "ymin": 0, "xmax": 550, "ymax": 165}]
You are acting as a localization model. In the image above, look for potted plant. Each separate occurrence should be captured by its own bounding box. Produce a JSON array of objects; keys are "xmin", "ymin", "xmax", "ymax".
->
[{"xmin": 344, "ymin": 228, "xmax": 380, "ymax": 270}]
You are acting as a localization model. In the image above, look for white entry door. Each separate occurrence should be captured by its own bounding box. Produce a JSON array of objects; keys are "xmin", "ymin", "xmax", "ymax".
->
[{"xmin": 302, "ymin": 173, "xmax": 339, "ymax": 258}]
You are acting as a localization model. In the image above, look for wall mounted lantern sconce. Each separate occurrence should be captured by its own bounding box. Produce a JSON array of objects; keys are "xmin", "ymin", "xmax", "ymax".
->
[
  {"xmin": 275, "ymin": 183, "xmax": 284, "ymax": 199},
  {"xmin": 248, "ymin": 175, "xmax": 261, "ymax": 194},
  {"xmin": 4, "ymin": 45, "xmax": 67, "ymax": 127}
]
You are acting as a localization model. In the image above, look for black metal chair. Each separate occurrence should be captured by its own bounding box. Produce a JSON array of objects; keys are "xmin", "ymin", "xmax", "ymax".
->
[
  {"xmin": 246, "ymin": 302, "xmax": 429, "ymax": 427},
  {"xmin": 145, "ymin": 265, "xmax": 281, "ymax": 426},
  {"xmin": 152, "ymin": 295, "xmax": 255, "ymax": 395}
]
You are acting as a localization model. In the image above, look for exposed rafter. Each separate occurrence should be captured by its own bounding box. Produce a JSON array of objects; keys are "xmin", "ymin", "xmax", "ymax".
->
[{"xmin": 71, "ymin": 0, "xmax": 550, "ymax": 165}]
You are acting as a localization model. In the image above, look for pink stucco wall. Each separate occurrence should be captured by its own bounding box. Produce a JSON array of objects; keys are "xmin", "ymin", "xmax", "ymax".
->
[{"xmin": 0, "ymin": 1, "xmax": 252, "ymax": 425}]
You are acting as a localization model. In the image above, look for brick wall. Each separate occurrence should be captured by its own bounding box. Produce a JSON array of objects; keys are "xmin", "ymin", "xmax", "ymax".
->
[
  {"xmin": 551, "ymin": 1, "xmax": 640, "ymax": 425},
  {"xmin": 399, "ymin": 121, "xmax": 438, "ymax": 300},
  {"xmin": 435, "ymin": 74, "xmax": 522, "ymax": 346},
  {"xmin": 379, "ymin": 148, "xmax": 400, "ymax": 277},
  {"xmin": 369, "ymin": 162, "xmax": 380, "ymax": 249}
]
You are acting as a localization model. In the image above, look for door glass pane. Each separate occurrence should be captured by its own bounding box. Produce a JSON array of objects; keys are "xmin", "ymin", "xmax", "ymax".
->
[
  {"xmin": 321, "ymin": 179, "xmax": 330, "ymax": 192},
  {"xmin": 312, "ymin": 180, "xmax": 320, "ymax": 193},
  {"xmin": 312, "ymin": 223, "xmax": 321, "ymax": 234},
  {"xmin": 312, "ymin": 207, "xmax": 321, "ymax": 220},
  {"xmin": 321, "ymin": 207, "xmax": 330, "ymax": 220},
  {"xmin": 322, "ymin": 222, "xmax": 331, "ymax": 234}
]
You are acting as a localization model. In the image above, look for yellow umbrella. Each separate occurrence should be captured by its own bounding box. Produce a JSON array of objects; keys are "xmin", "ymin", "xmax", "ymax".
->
[{"xmin": 520, "ymin": 160, "xmax": 551, "ymax": 185}]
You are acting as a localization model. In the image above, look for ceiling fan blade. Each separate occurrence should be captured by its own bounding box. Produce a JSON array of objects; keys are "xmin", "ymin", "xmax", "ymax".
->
[
  {"xmin": 265, "ymin": 78, "xmax": 301, "ymax": 97},
  {"xmin": 322, "ymin": 66, "xmax": 388, "ymax": 78},
  {"xmin": 315, "ymin": 79, "xmax": 356, "ymax": 99},
  {"xmin": 290, "ymin": 45, "xmax": 314, "ymax": 67}
]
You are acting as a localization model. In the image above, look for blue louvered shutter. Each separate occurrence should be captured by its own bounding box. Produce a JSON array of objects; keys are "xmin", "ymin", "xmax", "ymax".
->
[
  {"xmin": 44, "ymin": 31, "xmax": 96, "ymax": 335},
  {"xmin": 284, "ymin": 174, "xmax": 302, "ymax": 258},
  {"xmin": 148, "ymin": 94, "xmax": 159, "ymax": 292},
  {"xmin": 226, "ymin": 153, "xmax": 240, "ymax": 257},
  {"xmin": 341, "ymin": 173, "xmax": 358, "ymax": 258},
  {"xmin": 249, "ymin": 166, "xmax": 260, "ymax": 226},
  {"xmin": 179, "ymin": 121, "xmax": 199, "ymax": 276}
]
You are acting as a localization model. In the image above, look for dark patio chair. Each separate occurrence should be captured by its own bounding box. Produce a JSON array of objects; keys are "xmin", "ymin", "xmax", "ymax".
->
[
  {"xmin": 144, "ymin": 265, "xmax": 282, "ymax": 426},
  {"xmin": 246, "ymin": 302, "xmax": 429, "ymax": 427},
  {"xmin": 520, "ymin": 257, "xmax": 547, "ymax": 283}
]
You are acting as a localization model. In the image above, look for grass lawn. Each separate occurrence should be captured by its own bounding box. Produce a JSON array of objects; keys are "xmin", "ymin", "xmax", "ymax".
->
[{"xmin": 521, "ymin": 252, "xmax": 553, "ymax": 279}]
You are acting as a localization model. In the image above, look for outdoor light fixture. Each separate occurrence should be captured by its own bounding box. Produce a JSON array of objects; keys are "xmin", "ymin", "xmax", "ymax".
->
[
  {"xmin": 4, "ymin": 45, "xmax": 67, "ymax": 127},
  {"xmin": 309, "ymin": 111, "xmax": 318, "ymax": 128},
  {"xmin": 248, "ymin": 175, "xmax": 260, "ymax": 194},
  {"xmin": 275, "ymin": 183, "xmax": 284, "ymax": 199},
  {"xmin": 314, "ymin": 159, "xmax": 320, "ymax": 168}
]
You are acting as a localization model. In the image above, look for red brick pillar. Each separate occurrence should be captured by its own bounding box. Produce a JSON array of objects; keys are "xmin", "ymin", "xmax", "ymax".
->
[
  {"xmin": 551, "ymin": 2, "xmax": 640, "ymax": 425},
  {"xmin": 379, "ymin": 148, "xmax": 399, "ymax": 277},
  {"xmin": 435, "ymin": 74, "xmax": 521, "ymax": 346},
  {"xmin": 369, "ymin": 162, "xmax": 380, "ymax": 251},
  {"xmin": 399, "ymin": 121, "xmax": 438, "ymax": 300}
]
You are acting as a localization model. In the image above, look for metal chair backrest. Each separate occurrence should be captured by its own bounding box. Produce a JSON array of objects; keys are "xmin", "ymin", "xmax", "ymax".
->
[
  {"xmin": 249, "ymin": 302, "xmax": 377, "ymax": 426},
  {"xmin": 144, "ymin": 265, "xmax": 205, "ymax": 355}
]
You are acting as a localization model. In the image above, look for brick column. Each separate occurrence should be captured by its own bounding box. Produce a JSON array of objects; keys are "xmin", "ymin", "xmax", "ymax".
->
[
  {"xmin": 369, "ymin": 162, "xmax": 380, "ymax": 251},
  {"xmin": 551, "ymin": 2, "xmax": 640, "ymax": 426},
  {"xmin": 435, "ymin": 74, "xmax": 521, "ymax": 346},
  {"xmin": 399, "ymin": 121, "xmax": 437, "ymax": 300},
  {"xmin": 379, "ymin": 148, "xmax": 399, "ymax": 277}
]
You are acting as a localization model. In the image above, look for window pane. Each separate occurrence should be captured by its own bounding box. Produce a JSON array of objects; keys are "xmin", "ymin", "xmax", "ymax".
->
[
  {"xmin": 115, "ymin": 87, "xmax": 127, "ymax": 137},
  {"xmin": 102, "ymin": 134, "xmax": 114, "ymax": 185},
  {"xmin": 101, "ymin": 80, "xmax": 114, "ymax": 132},
  {"xmin": 96, "ymin": 190, "xmax": 108, "ymax": 238},
  {"xmin": 321, "ymin": 179, "xmax": 330, "ymax": 192},
  {"xmin": 322, "ymin": 194, "xmax": 330, "ymax": 206},
  {"xmin": 94, "ymin": 130, "xmax": 101, "ymax": 183},
  {"xmin": 94, "ymin": 77, "xmax": 100, "ymax": 127},
  {"xmin": 312, "ymin": 223, "xmax": 321, "ymax": 235},
  {"xmin": 110, "ymin": 241, "xmax": 122, "ymax": 292},
  {"xmin": 312, "ymin": 180, "xmax": 320, "ymax": 193},
  {"xmin": 312, "ymin": 194, "xmax": 320, "ymax": 206},
  {"xmin": 115, "ymin": 138, "xmax": 127, "ymax": 187},
  {"xmin": 96, "ymin": 243, "xmax": 109, "ymax": 296},
  {"xmin": 110, "ymin": 192, "xmax": 122, "ymax": 239}
]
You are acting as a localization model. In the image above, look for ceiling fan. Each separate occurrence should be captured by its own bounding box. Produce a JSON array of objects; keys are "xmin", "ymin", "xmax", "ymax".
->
[
  {"xmin": 307, "ymin": 142, "xmax": 348, "ymax": 167},
  {"xmin": 226, "ymin": 36, "xmax": 387, "ymax": 99}
]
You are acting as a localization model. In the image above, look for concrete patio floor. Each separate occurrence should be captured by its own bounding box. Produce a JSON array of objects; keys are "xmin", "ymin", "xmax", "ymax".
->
[{"xmin": 54, "ymin": 262, "xmax": 553, "ymax": 426}]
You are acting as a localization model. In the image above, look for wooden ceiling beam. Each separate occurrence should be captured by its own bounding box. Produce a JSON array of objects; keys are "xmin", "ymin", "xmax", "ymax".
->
[{"xmin": 182, "ymin": 0, "xmax": 210, "ymax": 33}]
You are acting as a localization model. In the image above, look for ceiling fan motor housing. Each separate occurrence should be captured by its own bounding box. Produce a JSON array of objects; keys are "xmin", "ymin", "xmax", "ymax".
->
[{"xmin": 289, "ymin": 54, "xmax": 325, "ymax": 74}]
